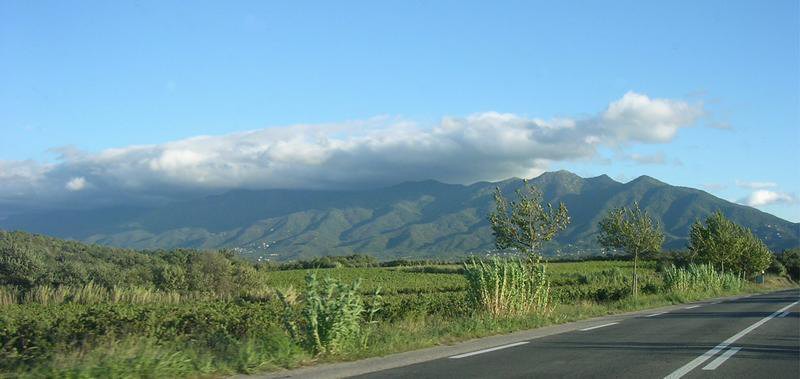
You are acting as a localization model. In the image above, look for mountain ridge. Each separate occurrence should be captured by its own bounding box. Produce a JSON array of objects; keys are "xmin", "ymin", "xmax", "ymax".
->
[{"xmin": 1, "ymin": 171, "xmax": 797, "ymax": 260}]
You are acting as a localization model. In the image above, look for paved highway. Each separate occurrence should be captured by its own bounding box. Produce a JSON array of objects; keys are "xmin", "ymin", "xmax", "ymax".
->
[
  {"xmin": 254, "ymin": 289, "xmax": 799, "ymax": 379},
  {"xmin": 355, "ymin": 290, "xmax": 798, "ymax": 378}
]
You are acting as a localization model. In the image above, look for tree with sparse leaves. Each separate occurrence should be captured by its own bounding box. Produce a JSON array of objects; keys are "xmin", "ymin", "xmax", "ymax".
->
[
  {"xmin": 488, "ymin": 180, "xmax": 571, "ymax": 257},
  {"xmin": 597, "ymin": 202, "xmax": 664, "ymax": 297}
]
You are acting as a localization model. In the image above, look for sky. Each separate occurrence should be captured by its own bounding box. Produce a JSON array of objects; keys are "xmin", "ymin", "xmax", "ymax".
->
[{"xmin": 1, "ymin": 0, "xmax": 798, "ymax": 221}]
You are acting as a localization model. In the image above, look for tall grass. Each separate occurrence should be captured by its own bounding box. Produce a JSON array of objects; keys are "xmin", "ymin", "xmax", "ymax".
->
[
  {"xmin": 0, "ymin": 286, "xmax": 17, "ymax": 306},
  {"xmin": 463, "ymin": 255, "xmax": 550, "ymax": 318},
  {"xmin": 662, "ymin": 264, "xmax": 743, "ymax": 294},
  {"xmin": 0, "ymin": 283, "xmax": 277, "ymax": 306}
]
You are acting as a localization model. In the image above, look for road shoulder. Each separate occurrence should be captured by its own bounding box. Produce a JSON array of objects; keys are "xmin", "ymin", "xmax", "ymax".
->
[{"xmin": 238, "ymin": 290, "xmax": 796, "ymax": 379}]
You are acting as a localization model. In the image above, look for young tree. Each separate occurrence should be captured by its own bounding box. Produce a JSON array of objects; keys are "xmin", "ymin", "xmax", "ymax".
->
[
  {"xmin": 597, "ymin": 203, "xmax": 664, "ymax": 297},
  {"xmin": 488, "ymin": 180, "xmax": 570, "ymax": 257},
  {"xmin": 736, "ymin": 229, "xmax": 772, "ymax": 279}
]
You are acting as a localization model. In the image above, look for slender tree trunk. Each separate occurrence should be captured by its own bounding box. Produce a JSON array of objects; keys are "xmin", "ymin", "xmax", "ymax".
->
[{"xmin": 633, "ymin": 252, "xmax": 639, "ymax": 297}]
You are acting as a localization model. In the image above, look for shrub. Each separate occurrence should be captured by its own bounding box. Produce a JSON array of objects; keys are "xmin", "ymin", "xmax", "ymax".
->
[
  {"xmin": 0, "ymin": 300, "xmax": 285, "ymax": 370},
  {"xmin": 0, "ymin": 241, "xmax": 45, "ymax": 288},
  {"xmin": 778, "ymin": 248, "xmax": 800, "ymax": 281},
  {"xmin": 463, "ymin": 256, "xmax": 550, "ymax": 318},
  {"xmin": 767, "ymin": 258, "xmax": 787, "ymax": 277}
]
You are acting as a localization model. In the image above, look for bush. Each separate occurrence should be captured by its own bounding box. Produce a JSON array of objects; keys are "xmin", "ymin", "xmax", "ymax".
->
[
  {"xmin": 0, "ymin": 300, "xmax": 285, "ymax": 370},
  {"xmin": 777, "ymin": 248, "xmax": 800, "ymax": 281},
  {"xmin": 0, "ymin": 241, "xmax": 45, "ymax": 288},
  {"xmin": 463, "ymin": 256, "xmax": 550, "ymax": 318},
  {"xmin": 767, "ymin": 258, "xmax": 787, "ymax": 277}
]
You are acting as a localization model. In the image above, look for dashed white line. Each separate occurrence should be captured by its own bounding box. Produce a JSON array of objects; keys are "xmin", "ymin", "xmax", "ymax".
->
[
  {"xmin": 579, "ymin": 322, "xmax": 619, "ymax": 331},
  {"xmin": 664, "ymin": 300, "xmax": 799, "ymax": 379},
  {"xmin": 646, "ymin": 312, "xmax": 667, "ymax": 318},
  {"xmin": 684, "ymin": 305, "xmax": 701, "ymax": 309},
  {"xmin": 449, "ymin": 341, "xmax": 529, "ymax": 359},
  {"xmin": 702, "ymin": 347, "xmax": 742, "ymax": 370}
]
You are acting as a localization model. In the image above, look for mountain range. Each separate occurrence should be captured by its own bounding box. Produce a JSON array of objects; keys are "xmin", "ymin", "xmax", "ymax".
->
[{"xmin": 1, "ymin": 171, "xmax": 797, "ymax": 260}]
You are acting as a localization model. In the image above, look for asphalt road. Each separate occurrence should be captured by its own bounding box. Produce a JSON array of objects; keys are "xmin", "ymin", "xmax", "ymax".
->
[{"xmin": 352, "ymin": 289, "xmax": 799, "ymax": 379}]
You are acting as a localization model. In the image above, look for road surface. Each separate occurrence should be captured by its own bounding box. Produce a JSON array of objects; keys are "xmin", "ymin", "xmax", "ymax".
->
[{"xmin": 254, "ymin": 289, "xmax": 799, "ymax": 379}]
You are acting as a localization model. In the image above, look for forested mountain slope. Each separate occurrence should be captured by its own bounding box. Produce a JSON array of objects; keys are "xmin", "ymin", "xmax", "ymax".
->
[{"xmin": 2, "ymin": 171, "xmax": 797, "ymax": 260}]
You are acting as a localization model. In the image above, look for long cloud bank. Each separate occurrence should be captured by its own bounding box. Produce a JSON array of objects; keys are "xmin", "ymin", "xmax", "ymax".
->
[{"xmin": 0, "ymin": 92, "xmax": 703, "ymax": 213}]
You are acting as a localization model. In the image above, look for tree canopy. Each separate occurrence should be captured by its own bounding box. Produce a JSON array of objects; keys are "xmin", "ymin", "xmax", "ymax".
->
[
  {"xmin": 688, "ymin": 212, "xmax": 772, "ymax": 278},
  {"xmin": 488, "ymin": 180, "xmax": 570, "ymax": 256}
]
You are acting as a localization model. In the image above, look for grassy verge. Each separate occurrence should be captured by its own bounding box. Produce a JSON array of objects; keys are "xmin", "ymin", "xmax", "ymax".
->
[{"xmin": 319, "ymin": 276, "xmax": 795, "ymax": 364}]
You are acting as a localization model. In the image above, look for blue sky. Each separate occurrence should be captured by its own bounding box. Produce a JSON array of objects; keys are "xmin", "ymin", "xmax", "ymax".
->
[{"xmin": 1, "ymin": 0, "xmax": 798, "ymax": 221}]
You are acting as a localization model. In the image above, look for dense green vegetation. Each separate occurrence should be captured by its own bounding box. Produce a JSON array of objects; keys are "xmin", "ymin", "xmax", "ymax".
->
[
  {"xmin": 2, "ymin": 171, "xmax": 797, "ymax": 259},
  {"xmin": 1, "ymin": 227, "xmax": 795, "ymax": 378},
  {"xmin": 688, "ymin": 212, "xmax": 773, "ymax": 278}
]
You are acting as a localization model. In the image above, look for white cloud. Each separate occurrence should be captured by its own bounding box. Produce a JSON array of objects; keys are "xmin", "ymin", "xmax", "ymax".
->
[
  {"xmin": 739, "ymin": 190, "xmax": 796, "ymax": 207},
  {"xmin": 735, "ymin": 180, "xmax": 778, "ymax": 190},
  {"xmin": 0, "ymin": 92, "xmax": 704, "ymax": 211},
  {"xmin": 600, "ymin": 92, "xmax": 703, "ymax": 144},
  {"xmin": 65, "ymin": 177, "xmax": 87, "ymax": 191}
]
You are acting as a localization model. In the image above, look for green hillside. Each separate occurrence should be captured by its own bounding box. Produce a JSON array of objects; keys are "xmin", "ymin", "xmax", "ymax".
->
[{"xmin": 2, "ymin": 171, "xmax": 797, "ymax": 260}]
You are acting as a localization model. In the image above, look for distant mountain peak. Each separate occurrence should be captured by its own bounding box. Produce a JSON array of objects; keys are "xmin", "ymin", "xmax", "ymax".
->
[
  {"xmin": 629, "ymin": 175, "xmax": 666, "ymax": 186},
  {"xmin": 537, "ymin": 170, "xmax": 582, "ymax": 179}
]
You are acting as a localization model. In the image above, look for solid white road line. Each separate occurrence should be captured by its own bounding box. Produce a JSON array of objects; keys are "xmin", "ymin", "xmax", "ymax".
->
[
  {"xmin": 702, "ymin": 347, "xmax": 742, "ymax": 370},
  {"xmin": 777, "ymin": 311, "xmax": 789, "ymax": 318},
  {"xmin": 684, "ymin": 305, "xmax": 701, "ymax": 309},
  {"xmin": 664, "ymin": 300, "xmax": 799, "ymax": 379},
  {"xmin": 710, "ymin": 301, "xmax": 722, "ymax": 305},
  {"xmin": 579, "ymin": 322, "xmax": 619, "ymax": 331},
  {"xmin": 449, "ymin": 341, "xmax": 529, "ymax": 359},
  {"xmin": 646, "ymin": 312, "xmax": 667, "ymax": 318}
]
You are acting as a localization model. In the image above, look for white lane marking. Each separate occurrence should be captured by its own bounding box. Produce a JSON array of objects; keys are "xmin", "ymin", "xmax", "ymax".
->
[
  {"xmin": 710, "ymin": 301, "xmax": 722, "ymax": 305},
  {"xmin": 646, "ymin": 312, "xmax": 667, "ymax": 318},
  {"xmin": 449, "ymin": 341, "xmax": 529, "ymax": 359},
  {"xmin": 777, "ymin": 311, "xmax": 789, "ymax": 318},
  {"xmin": 664, "ymin": 300, "xmax": 799, "ymax": 379},
  {"xmin": 702, "ymin": 347, "xmax": 742, "ymax": 370},
  {"xmin": 579, "ymin": 322, "xmax": 619, "ymax": 331},
  {"xmin": 685, "ymin": 305, "xmax": 701, "ymax": 309}
]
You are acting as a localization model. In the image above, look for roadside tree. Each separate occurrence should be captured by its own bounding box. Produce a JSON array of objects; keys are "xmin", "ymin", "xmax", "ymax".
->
[
  {"xmin": 688, "ymin": 212, "xmax": 772, "ymax": 278},
  {"xmin": 488, "ymin": 179, "xmax": 570, "ymax": 257},
  {"xmin": 597, "ymin": 202, "xmax": 664, "ymax": 297}
]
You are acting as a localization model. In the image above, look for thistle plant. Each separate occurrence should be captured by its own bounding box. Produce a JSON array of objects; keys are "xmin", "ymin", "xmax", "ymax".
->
[{"xmin": 278, "ymin": 273, "xmax": 365, "ymax": 355}]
